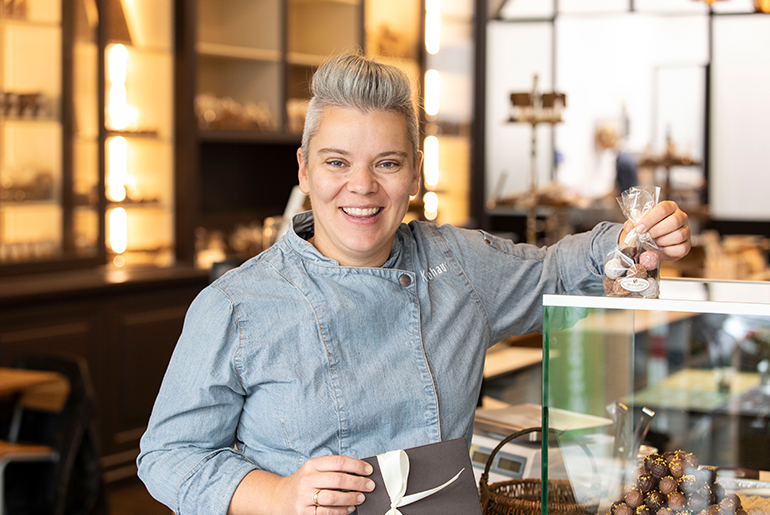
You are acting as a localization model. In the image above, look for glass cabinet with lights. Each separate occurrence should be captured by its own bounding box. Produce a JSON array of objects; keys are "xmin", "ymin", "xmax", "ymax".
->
[
  {"xmin": 0, "ymin": 0, "xmax": 97, "ymax": 271},
  {"xmin": 104, "ymin": 0, "xmax": 175, "ymax": 268},
  {"xmin": 0, "ymin": 0, "xmax": 176, "ymax": 274}
]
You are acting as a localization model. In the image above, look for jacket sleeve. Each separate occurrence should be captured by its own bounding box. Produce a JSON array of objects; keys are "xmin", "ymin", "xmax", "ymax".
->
[
  {"xmin": 137, "ymin": 285, "xmax": 258, "ymax": 515},
  {"xmin": 439, "ymin": 221, "xmax": 622, "ymax": 343}
]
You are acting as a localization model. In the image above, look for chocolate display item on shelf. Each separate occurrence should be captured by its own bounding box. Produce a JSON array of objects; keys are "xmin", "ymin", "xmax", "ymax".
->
[{"xmin": 607, "ymin": 451, "xmax": 749, "ymax": 515}]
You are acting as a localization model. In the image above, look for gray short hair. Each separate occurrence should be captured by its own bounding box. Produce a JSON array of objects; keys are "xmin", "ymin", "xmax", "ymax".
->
[{"xmin": 301, "ymin": 52, "xmax": 420, "ymax": 166}]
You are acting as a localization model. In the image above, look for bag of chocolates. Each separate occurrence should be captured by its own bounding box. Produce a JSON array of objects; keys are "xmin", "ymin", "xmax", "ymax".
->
[{"xmin": 603, "ymin": 187, "xmax": 662, "ymax": 299}]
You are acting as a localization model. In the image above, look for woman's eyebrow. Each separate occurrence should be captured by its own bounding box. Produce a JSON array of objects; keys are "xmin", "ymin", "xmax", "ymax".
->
[{"xmin": 317, "ymin": 147, "xmax": 350, "ymax": 156}]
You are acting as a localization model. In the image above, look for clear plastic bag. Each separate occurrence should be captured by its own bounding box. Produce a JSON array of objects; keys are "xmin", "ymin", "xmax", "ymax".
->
[{"xmin": 603, "ymin": 187, "xmax": 662, "ymax": 299}]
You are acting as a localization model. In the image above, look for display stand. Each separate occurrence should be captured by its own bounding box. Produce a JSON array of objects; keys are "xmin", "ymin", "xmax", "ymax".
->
[{"xmin": 506, "ymin": 74, "xmax": 566, "ymax": 244}]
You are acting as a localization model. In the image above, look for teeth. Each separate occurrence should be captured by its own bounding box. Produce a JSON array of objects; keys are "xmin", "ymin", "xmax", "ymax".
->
[{"xmin": 342, "ymin": 207, "xmax": 380, "ymax": 217}]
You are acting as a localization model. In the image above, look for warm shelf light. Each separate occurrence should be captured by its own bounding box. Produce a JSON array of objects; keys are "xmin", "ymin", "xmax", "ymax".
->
[
  {"xmin": 106, "ymin": 43, "xmax": 138, "ymax": 130},
  {"xmin": 424, "ymin": 135, "xmax": 440, "ymax": 188},
  {"xmin": 109, "ymin": 207, "xmax": 128, "ymax": 254},
  {"xmin": 425, "ymin": 69, "xmax": 441, "ymax": 117},
  {"xmin": 423, "ymin": 191, "xmax": 439, "ymax": 221},
  {"xmin": 425, "ymin": 0, "xmax": 441, "ymax": 55},
  {"xmin": 107, "ymin": 136, "xmax": 128, "ymax": 202}
]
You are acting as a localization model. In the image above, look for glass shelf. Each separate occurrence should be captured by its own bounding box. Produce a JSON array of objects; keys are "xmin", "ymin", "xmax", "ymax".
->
[{"xmin": 542, "ymin": 278, "xmax": 770, "ymax": 515}]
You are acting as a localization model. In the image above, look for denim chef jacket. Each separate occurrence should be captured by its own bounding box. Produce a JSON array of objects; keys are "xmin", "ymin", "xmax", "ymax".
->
[{"xmin": 138, "ymin": 211, "xmax": 621, "ymax": 515}]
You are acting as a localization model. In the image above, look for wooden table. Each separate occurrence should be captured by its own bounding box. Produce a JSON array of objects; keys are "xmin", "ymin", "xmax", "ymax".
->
[{"xmin": 0, "ymin": 367, "xmax": 69, "ymax": 413}]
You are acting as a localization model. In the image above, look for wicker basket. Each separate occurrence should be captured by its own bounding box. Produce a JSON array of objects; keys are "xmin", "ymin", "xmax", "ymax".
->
[{"xmin": 478, "ymin": 427, "xmax": 600, "ymax": 515}]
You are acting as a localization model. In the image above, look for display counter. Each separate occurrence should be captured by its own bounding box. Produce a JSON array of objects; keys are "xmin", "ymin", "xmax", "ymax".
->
[{"xmin": 542, "ymin": 278, "xmax": 770, "ymax": 514}]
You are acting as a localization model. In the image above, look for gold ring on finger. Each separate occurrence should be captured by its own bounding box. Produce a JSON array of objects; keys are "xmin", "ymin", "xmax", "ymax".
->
[{"xmin": 313, "ymin": 489, "xmax": 321, "ymax": 507}]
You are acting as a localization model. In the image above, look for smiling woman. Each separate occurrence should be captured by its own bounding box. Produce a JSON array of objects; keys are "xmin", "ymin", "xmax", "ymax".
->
[
  {"xmin": 297, "ymin": 107, "xmax": 422, "ymax": 267},
  {"xmin": 137, "ymin": 51, "xmax": 692, "ymax": 515}
]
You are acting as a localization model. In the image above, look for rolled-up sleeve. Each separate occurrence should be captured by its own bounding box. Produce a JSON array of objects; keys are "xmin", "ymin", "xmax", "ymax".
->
[{"xmin": 137, "ymin": 285, "xmax": 258, "ymax": 515}]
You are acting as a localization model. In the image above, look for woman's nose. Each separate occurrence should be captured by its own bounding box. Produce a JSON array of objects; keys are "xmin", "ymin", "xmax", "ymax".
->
[{"xmin": 347, "ymin": 165, "xmax": 378, "ymax": 194}]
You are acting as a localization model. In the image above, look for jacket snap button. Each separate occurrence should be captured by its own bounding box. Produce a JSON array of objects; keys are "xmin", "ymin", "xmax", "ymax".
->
[
  {"xmin": 484, "ymin": 238, "xmax": 491, "ymax": 245},
  {"xmin": 399, "ymin": 274, "xmax": 412, "ymax": 287}
]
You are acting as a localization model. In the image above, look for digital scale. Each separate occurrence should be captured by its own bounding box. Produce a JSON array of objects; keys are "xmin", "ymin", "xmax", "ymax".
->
[{"xmin": 470, "ymin": 403, "xmax": 613, "ymax": 485}]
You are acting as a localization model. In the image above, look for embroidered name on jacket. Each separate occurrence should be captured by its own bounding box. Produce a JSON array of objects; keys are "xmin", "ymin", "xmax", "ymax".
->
[{"xmin": 421, "ymin": 262, "xmax": 448, "ymax": 282}]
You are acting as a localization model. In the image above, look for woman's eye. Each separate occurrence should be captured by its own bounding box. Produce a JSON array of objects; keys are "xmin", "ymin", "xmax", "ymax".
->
[{"xmin": 379, "ymin": 161, "xmax": 400, "ymax": 170}]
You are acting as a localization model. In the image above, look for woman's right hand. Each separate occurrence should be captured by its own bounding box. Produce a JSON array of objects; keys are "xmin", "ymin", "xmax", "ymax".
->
[{"xmin": 228, "ymin": 455, "xmax": 375, "ymax": 515}]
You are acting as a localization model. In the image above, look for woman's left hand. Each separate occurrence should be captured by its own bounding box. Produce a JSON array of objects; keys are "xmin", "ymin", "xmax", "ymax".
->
[{"xmin": 620, "ymin": 200, "xmax": 691, "ymax": 261}]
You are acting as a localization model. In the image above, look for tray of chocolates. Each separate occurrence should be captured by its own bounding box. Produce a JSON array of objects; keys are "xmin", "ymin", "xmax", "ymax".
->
[{"xmin": 608, "ymin": 451, "xmax": 748, "ymax": 515}]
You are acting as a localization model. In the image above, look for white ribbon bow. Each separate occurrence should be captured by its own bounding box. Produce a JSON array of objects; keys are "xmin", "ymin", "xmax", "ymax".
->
[{"xmin": 376, "ymin": 449, "xmax": 464, "ymax": 515}]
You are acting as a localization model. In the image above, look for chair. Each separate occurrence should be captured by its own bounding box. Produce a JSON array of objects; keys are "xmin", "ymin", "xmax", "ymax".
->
[{"xmin": 0, "ymin": 354, "xmax": 108, "ymax": 515}]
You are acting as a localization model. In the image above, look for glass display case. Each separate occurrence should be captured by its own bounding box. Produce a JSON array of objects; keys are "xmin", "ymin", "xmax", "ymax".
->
[
  {"xmin": 542, "ymin": 279, "xmax": 770, "ymax": 515},
  {"xmin": 104, "ymin": 0, "xmax": 175, "ymax": 267},
  {"xmin": 0, "ymin": 0, "xmax": 98, "ymax": 267}
]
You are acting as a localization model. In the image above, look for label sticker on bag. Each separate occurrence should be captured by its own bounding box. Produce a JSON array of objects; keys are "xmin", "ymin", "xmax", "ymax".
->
[{"xmin": 620, "ymin": 277, "xmax": 650, "ymax": 292}]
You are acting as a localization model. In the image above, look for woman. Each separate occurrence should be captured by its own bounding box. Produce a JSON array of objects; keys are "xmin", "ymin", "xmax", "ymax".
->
[{"xmin": 138, "ymin": 52, "xmax": 691, "ymax": 515}]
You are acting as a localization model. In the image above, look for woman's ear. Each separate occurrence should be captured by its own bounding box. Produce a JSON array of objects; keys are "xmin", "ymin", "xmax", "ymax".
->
[
  {"xmin": 297, "ymin": 147, "xmax": 310, "ymax": 195},
  {"xmin": 410, "ymin": 150, "xmax": 424, "ymax": 196}
]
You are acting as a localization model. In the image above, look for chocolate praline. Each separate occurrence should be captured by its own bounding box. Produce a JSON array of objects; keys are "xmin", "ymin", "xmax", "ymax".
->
[
  {"xmin": 656, "ymin": 509, "xmax": 674, "ymax": 515},
  {"xmin": 713, "ymin": 483, "xmax": 725, "ymax": 502},
  {"xmin": 636, "ymin": 506, "xmax": 651, "ymax": 515},
  {"xmin": 707, "ymin": 505, "xmax": 722, "ymax": 515},
  {"xmin": 668, "ymin": 492, "xmax": 687, "ymax": 511},
  {"xmin": 611, "ymin": 278, "xmax": 632, "ymax": 297},
  {"xmin": 625, "ymin": 488, "xmax": 644, "ymax": 508},
  {"xmin": 659, "ymin": 476, "xmax": 678, "ymax": 495},
  {"xmin": 684, "ymin": 453, "xmax": 700, "ymax": 470},
  {"xmin": 698, "ymin": 467, "xmax": 718, "ymax": 485},
  {"xmin": 645, "ymin": 491, "xmax": 666, "ymax": 511},
  {"xmin": 718, "ymin": 498, "xmax": 736, "ymax": 513},
  {"xmin": 725, "ymin": 494, "xmax": 741, "ymax": 509},
  {"xmin": 616, "ymin": 503, "xmax": 634, "ymax": 515},
  {"xmin": 680, "ymin": 475, "xmax": 699, "ymax": 494},
  {"xmin": 645, "ymin": 452, "xmax": 663, "ymax": 472},
  {"xmin": 650, "ymin": 458, "xmax": 670, "ymax": 478},
  {"xmin": 669, "ymin": 459, "xmax": 685, "ymax": 478},
  {"xmin": 638, "ymin": 475, "xmax": 656, "ymax": 493},
  {"xmin": 627, "ymin": 263, "xmax": 648, "ymax": 280}
]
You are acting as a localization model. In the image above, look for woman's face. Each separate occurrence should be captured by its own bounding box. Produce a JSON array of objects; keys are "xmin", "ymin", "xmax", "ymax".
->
[{"xmin": 297, "ymin": 106, "xmax": 421, "ymax": 267}]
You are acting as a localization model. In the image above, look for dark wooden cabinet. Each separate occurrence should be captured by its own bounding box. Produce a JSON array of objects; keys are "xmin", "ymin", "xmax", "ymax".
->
[{"xmin": 0, "ymin": 266, "xmax": 208, "ymax": 481}]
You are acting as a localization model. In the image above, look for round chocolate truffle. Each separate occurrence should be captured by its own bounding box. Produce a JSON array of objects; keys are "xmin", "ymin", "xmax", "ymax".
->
[
  {"xmin": 725, "ymin": 494, "xmax": 741, "ymax": 509},
  {"xmin": 644, "ymin": 452, "xmax": 663, "ymax": 472},
  {"xmin": 612, "ymin": 500, "xmax": 625, "ymax": 514},
  {"xmin": 616, "ymin": 503, "xmax": 634, "ymax": 515},
  {"xmin": 606, "ymin": 258, "xmax": 628, "ymax": 279},
  {"xmin": 625, "ymin": 488, "xmax": 644, "ymax": 508},
  {"xmin": 636, "ymin": 506, "xmax": 651, "ymax": 515},
  {"xmin": 645, "ymin": 491, "xmax": 666, "ymax": 511},
  {"xmin": 611, "ymin": 278, "xmax": 632, "ymax": 297},
  {"xmin": 626, "ymin": 263, "xmax": 648, "ymax": 280},
  {"xmin": 668, "ymin": 492, "xmax": 687, "ymax": 511},
  {"xmin": 604, "ymin": 276, "xmax": 616, "ymax": 295},
  {"xmin": 680, "ymin": 475, "xmax": 699, "ymax": 494},
  {"xmin": 657, "ymin": 508, "xmax": 674, "ymax": 515},
  {"xmin": 697, "ymin": 467, "xmax": 717, "ymax": 485},
  {"xmin": 707, "ymin": 505, "xmax": 722, "ymax": 515},
  {"xmin": 659, "ymin": 476, "xmax": 678, "ymax": 495},
  {"xmin": 718, "ymin": 498, "xmax": 736, "ymax": 514},
  {"xmin": 662, "ymin": 451, "xmax": 676, "ymax": 462},
  {"xmin": 649, "ymin": 458, "xmax": 670, "ymax": 478},
  {"xmin": 683, "ymin": 453, "xmax": 700, "ymax": 470},
  {"xmin": 638, "ymin": 475, "xmax": 656, "ymax": 493},
  {"xmin": 641, "ymin": 277, "xmax": 660, "ymax": 299},
  {"xmin": 639, "ymin": 250, "xmax": 659, "ymax": 271},
  {"xmin": 669, "ymin": 459, "xmax": 685, "ymax": 478},
  {"xmin": 712, "ymin": 482, "xmax": 725, "ymax": 502}
]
